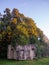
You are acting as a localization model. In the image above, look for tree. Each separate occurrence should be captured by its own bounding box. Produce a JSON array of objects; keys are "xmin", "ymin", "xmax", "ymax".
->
[
  {"xmin": 24, "ymin": 18, "xmax": 38, "ymax": 37},
  {"xmin": 4, "ymin": 8, "xmax": 11, "ymax": 20},
  {"xmin": 0, "ymin": 8, "xmax": 44, "ymax": 58},
  {"xmin": 12, "ymin": 8, "xmax": 19, "ymax": 18}
]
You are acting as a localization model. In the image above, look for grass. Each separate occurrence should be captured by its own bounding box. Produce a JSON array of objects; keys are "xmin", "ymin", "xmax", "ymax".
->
[{"xmin": 0, "ymin": 58, "xmax": 49, "ymax": 65}]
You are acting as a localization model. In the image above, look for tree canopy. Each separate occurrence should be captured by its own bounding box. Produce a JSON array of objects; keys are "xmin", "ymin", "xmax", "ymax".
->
[
  {"xmin": 0, "ymin": 8, "xmax": 43, "ymax": 46},
  {"xmin": 2, "ymin": 8, "xmax": 49, "ymax": 59}
]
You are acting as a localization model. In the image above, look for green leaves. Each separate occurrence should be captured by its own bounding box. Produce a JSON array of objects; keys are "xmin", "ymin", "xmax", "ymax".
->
[
  {"xmin": 17, "ymin": 35, "xmax": 29, "ymax": 45},
  {"xmin": 0, "ymin": 34, "xmax": 2, "ymax": 41},
  {"xmin": 0, "ymin": 8, "xmax": 43, "ymax": 46}
]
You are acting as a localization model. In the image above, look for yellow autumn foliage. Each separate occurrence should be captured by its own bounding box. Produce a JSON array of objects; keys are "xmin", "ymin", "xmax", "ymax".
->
[
  {"xmin": 0, "ymin": 8, "xmax": 43, "ymax": 45},
  {"xmin": 11, "ymin": 18, "xmax": 17, "ymax": 24},
  {"xmin": 16, "ymin": 24, "xmax": 29, "ymax": 37},
  {"xmin": 7, "ymin": 26, "xmax": 11, "ymax": 31},
  {"xmin": 2, "ymin": 31, "xmax": 5, "ymax": 35},
  {"xmin": 12, "ymin": 8, "xmax": 19, "ymax": 17},
  {"xmin": 8, "ymin": 32, "xmax": 12, "ymax": 35},
  {"xmin": 24, "ymin": 17, "xmax": 40, "ymax": 37}
]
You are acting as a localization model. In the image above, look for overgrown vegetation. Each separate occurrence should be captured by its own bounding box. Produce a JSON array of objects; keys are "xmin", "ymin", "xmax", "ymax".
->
[{"xmin": 0, "ymin": 8, "xmax": 48, "ymax": 59}]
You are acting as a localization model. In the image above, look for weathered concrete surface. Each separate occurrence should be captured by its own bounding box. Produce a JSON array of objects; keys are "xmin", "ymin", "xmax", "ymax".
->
[{"xmin": 7, "ymin": 44, "xmax": 35, "ymax": 60}]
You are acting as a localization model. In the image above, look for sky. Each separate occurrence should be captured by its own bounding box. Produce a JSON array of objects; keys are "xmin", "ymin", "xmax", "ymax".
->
[{"xmin": 0, "ymin": 0, "xmax": 49, "ymax": 39}]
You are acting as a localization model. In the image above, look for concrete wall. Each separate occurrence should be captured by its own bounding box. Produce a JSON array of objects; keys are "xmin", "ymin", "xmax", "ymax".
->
[{"xmin": 7, "ymin": 44, "xmax": 35, "ymax": 60}]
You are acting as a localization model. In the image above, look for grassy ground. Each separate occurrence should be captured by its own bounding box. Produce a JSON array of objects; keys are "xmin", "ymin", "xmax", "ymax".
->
[{"xmin": 0, "ymin": 58, "xmax": 49, "ymax": 65}]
